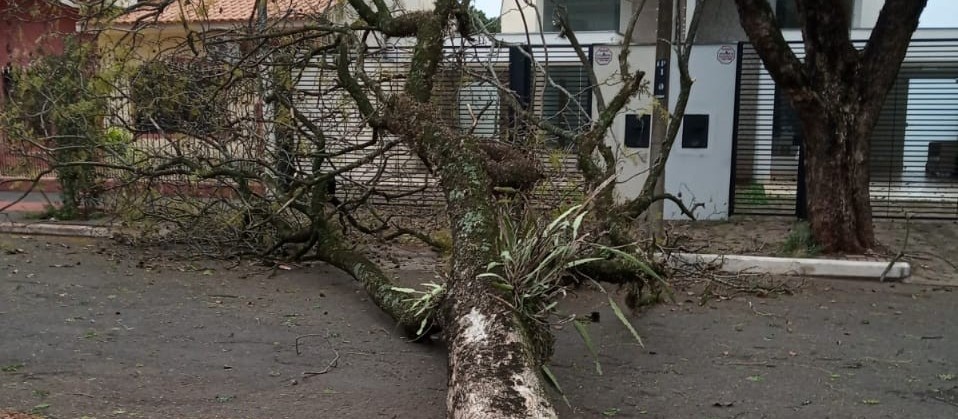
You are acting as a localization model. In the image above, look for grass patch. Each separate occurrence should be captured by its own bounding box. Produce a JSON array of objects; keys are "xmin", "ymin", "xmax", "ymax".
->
[
  {"xmin": 1, "ymin": 363, "xmax": 24, "ymax": 372},
  {"xmin": 738, "ymin": 182, "xmax": 770, "ymax": 206},
  {"xmin": 779, "ymin": 221, "xmax": 821, "ymax": 258}
]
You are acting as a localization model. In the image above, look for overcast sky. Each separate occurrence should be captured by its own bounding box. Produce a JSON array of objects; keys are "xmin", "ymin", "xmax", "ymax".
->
[
  {"xmin": 920, "ymin": 0, "xmax": 958, "ymax": 28},
  {"xmin": 472, "ymin": 0, "xmax": 957, "ymax": 28},
  {"xmin": 473, "ymin": 0, "xmax": 500, "ymax": 17}
]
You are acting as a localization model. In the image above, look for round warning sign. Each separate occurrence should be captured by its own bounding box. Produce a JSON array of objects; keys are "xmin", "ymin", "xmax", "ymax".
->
[
  {"xmin": 595, "ymin": 46, "xmax": 613, "ymax": 66},
  {"xmin": 716, "ymin": 45, "xmax": 736, "ymax": 65}
]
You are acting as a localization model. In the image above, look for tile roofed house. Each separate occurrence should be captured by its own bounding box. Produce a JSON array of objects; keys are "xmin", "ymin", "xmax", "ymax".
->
[
  {"xmin": 113, "ymin": 0, "xmax": 334, "ymax": 26},
  {"xmin": 1, "ymin": 0, "xmax": 82, "ymax": 180}
]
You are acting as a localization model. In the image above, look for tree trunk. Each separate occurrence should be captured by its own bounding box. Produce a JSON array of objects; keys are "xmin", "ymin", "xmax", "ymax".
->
[
  {"xmin": 432, "ymin": 140, "xmax": 558, "ymax": 418},
  {"xmin": 441, "ymin": 275, "xmax": 556, "ymax": 419},
  {"xmin": 381, "ymin": 94, "xmax": 559, "ymax": 418},
  {"xmin": 799, "ymin": 105, "xmax": 876, "ymax": 254},
  {"xmin": 434, "ymin": 158, "xmax": 558, "ymax": 418},
  {"xmin": 733, "ymin": 0, "xmax": 926, "ymax": 254}
]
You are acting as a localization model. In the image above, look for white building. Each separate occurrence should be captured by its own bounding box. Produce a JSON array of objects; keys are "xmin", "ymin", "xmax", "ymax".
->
[{"xmin": 492, "ymin": 0, "xmax": 958, "ymax": 220}]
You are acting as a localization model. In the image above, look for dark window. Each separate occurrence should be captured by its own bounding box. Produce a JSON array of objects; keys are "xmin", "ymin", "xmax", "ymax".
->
[
  {"xmin": 129, "ymin": 59, "xmax": 228, "ymax": 135},
  {"xmin": 775, "ymin": 0, "xmax": 853, "ymax": 29},
  {"xmin": 774, "ymin": 0, "xmax": 801, "ymax": 28},
  {"xmin": 1, "ymin": 65, "xmax": 13, "ymax": 102},
  {"xmin": 625, "ymin": 113, "xmax": 651, "ymax": 148},
  {"xmin": 772, "ymin": 88, "xmax": 801, "ymax": 156},
  {"xmin": 681, "ymin": 114, "xmax": 709, "ymax": 149},
  {"xmin": 544, "ymin": 0, "xmax": 620, "ymax": 32},
  {"xmin": 542, "ymin": 65, "xmax": 592, "ymax": 147}
]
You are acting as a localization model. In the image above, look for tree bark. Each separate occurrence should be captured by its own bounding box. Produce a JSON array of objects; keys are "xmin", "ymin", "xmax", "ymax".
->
[
  {"xmin": 442, "ymin": 269, "xmax": 556, "ymax": 419},
  {"xmin": 382, "ymin": 94, "xmax": 559, "ymax": 418},
  {"xmin": 798, "ymin": 104, "xmax": 874, "ymax": 254}
]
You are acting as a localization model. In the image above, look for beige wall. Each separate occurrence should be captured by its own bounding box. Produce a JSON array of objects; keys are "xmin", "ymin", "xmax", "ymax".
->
[
  {"xmin": 393, "ymin": 0, "xmax": 437, "ymax": 12},
  {"xmin": 500, "ymin": 0, "xmax": 541, "ymax": 33},
  {"xmin": 589, "ymin": 44, "xmax": 657, "ymax": 202},
  {"xmin": 499, "ymin": 0, "xmax": 640, "ymax": 37}
]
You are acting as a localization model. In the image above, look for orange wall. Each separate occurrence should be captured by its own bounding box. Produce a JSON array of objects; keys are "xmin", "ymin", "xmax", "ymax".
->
[{"xmin": 1, "ymin": 0, "xmax": 78, "ymax": 100}]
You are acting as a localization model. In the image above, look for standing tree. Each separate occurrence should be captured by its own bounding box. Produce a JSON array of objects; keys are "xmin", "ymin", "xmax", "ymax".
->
[{"xmin": 733, "ymin": 0, "xmax": 927, "ymax": 253}]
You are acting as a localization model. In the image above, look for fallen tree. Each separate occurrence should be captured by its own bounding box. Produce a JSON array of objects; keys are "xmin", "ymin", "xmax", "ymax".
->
[{"xmin": 1, "ymin": 0, "xmax": 709, "ymax": 416}]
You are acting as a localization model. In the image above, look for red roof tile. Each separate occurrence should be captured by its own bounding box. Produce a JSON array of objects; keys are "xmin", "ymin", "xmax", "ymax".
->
[{"xmin": 114, "ymin": 0, "xmax": 332, "ymax": 25}]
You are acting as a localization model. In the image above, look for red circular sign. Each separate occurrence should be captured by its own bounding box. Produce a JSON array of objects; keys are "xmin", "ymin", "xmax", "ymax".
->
[{"xmin": 716, "ymin": 45, "xmax": 736, "ymax": 65}]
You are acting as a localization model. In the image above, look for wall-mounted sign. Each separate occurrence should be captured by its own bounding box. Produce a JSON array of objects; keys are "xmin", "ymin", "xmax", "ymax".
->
[
  {"xmin": 717, "ymin": 45, "xmax": 736, "ymax": 65},
  {"xmin": 594, "ymin": 46, "xmax": 613, "ymax": 66},
  {"xmin": 653, "ymin": 58, "xmax": 669, "ymax": 99}
]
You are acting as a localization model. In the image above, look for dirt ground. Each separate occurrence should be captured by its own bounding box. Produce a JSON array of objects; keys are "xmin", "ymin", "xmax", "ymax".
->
[
  {"xmin": 2, "ymin": 234, "xmax": 957, "ymax": 418},
  {"xmin": 669, "ymin": 217, "xmax": 958, "ymax": 285}
]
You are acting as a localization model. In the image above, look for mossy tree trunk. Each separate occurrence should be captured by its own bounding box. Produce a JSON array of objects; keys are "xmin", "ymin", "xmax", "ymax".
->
[{"xmin": 338, "ymin": 1, "xmax": 558, "ymax": 416}]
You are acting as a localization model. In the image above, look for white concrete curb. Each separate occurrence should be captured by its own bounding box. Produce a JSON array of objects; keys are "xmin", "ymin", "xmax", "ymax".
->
[
  {"xmin": 0, "ymin": 222, "xmax": 916, "ymax": 281},
  {"xmin": 0, "ymin": 221, "xmax": 114, "ymax": 238},
  {"xmin": 663, "ymin": 252, "xmax": 911, "ymax": 280}
]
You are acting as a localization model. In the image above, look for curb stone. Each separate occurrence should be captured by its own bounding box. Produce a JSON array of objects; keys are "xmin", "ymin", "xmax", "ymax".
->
[
  {"xmin": 663, "ymin": 252, "xmax": 911, "ymax": 280},
  {"xmin": 0, "ymin": 223, "xmax": 919, "ymax": 282},
  {"xmin": 0, "ymin": 221, "xmax": 114, "ymax": 238}
]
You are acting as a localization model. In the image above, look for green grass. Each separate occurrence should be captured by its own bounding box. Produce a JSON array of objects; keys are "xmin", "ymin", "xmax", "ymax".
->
[
  {"xmin": 779, "ymin": 221, "xmax": 821, "ymax": 258},
  {"xmin": 1, "ymin": 363, "xmax": 24, "ymax": 372},
  {"xmin": 738, "ymin": 182, "xmax": 770, "ymax": 206}
]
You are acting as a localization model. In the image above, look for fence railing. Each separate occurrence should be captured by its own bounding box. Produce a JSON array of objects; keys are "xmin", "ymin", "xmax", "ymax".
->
[
  {"xmin": 731, "ymin": 39, "xmax": 958, "ymax": 220},
  {"xmin": 0, "ymin": 136, "xmax": 53, "ymax": 180}
]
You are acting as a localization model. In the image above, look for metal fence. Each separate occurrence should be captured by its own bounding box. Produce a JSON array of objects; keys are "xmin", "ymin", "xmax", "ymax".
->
[
  {"xmin": 731, "ymin": 39, "xmax": 958, "ymax": 220},
  {"xmin": 292, "ymin": 43, "xmax": 592, "ymax": 207},
  {"xmin": 0, "ymin": 135, "xmax": 52, "ymax": 180},
  {"xmin": 1, "ymin": 43, "xmax": 595, "ymax": 205}
]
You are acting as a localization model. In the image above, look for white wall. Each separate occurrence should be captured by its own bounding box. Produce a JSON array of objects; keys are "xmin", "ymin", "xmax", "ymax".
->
[
  {"xmin": 662, "ymin": 44, "xmax": 738, "ymax": 220},
  {"xmin": 904, "ymin": 79, "xmax": 958, "ymax": 175},
  {"xmin": 500, "ymin": 0, "xmax": 541, "ymax": 33},
  {"xmin": 395, "ymin": 0, "xmax": 436, "ymax": 11},
  {"xmin": 853, "ymin": 0, "xmax": 957, "ymax": 31},
  {"xmin": 589, "ymin": 45, "xmax": 657, "ymax": 202},
  {"xmin": 499, "ymin": 0, "xmax": 635, "ymax": 35}
]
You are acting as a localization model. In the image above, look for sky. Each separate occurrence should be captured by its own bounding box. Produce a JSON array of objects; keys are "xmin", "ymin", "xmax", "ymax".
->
[
  {"xmin": 471, "ymin": 0, "xmax": 957, "ymax": 28},
  {"xmin": 473, "ymin": 0, "xmax": 501, "ymax": 17},
  {"xmin": 920, "ymin": 0, "xmax": 958, "ymax": 28}
]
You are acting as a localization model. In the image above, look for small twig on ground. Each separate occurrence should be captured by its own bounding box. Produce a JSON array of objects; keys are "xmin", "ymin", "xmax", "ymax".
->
[
  {"xmin": 296, "ymin": 331, "xmax": 342, "ymax": 375},
  {"xmin": 880, "ymin": 213, "xmax": 911, "ymax": 282},
  {"xmin": 913, "ymin": 250, "xmax": 958, "ymax": 272},
  {"xmin": 670, "ymin": 254, "xmax": 801, "ymax": 301},
  {"xmin": 747, "ymin": 300, "xmax": 777, "ymax": 317},
  {"xmin": 723, "ymin": 361, "xmax": 776, "ymax": 367},
  {"xmin": 931, "ymin": 396, "xmax": 958, "ymax": 408},
  {"xmin": 294, "ymin": 333, "xmax": 326, "ymax": 356},
  {"xmin": 303, "ymin": 348, "xmax": 340, "ymax": 376}
]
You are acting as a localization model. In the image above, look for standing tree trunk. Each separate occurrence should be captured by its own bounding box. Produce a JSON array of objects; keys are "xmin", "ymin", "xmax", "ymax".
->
[
  {"xmin": 798, "ymin": 99, "xmax": 875, "ymax": 252},
  {"xmin": 733, "ymin": 0, "xmax": 927, "ymax": 253}
]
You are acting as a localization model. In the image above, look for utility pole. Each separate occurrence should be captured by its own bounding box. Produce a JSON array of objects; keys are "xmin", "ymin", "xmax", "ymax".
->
[{"xmin": 647, "ymin": 0, "xmax": 674, "ymax": 239}]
